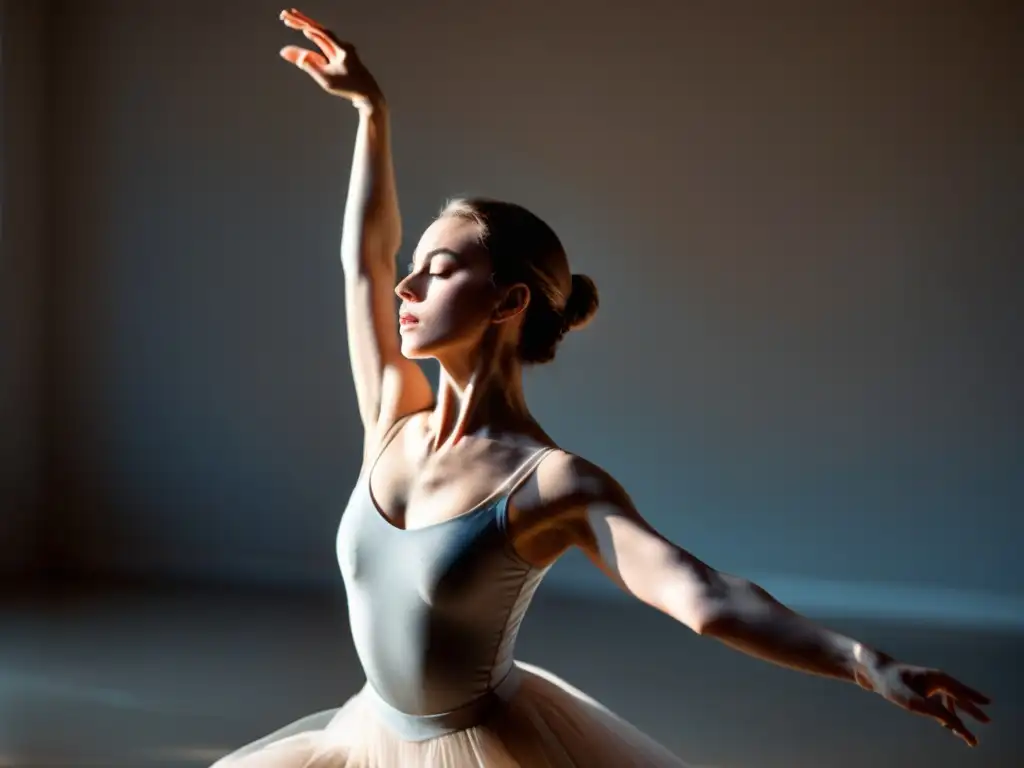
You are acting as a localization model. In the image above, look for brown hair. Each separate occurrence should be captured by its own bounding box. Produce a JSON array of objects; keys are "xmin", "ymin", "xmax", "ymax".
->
[{"xmin": 439, "ymin": 197, "xmax": 599, "ymax": 365}]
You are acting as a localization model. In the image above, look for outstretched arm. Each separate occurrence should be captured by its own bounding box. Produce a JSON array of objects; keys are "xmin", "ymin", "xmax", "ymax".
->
[{"xmin": 556, "ymin": 455, "xmax": 991, "ymax": 747}]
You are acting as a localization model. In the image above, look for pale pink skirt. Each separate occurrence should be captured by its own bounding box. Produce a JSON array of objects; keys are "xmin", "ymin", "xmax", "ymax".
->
[{"xmin": 211, "ymin": 661, "xmax": 694, "ymax": 767}]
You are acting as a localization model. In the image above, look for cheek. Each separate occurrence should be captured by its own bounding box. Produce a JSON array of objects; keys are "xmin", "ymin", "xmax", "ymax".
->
[
  {"xmin": 428, "ymin": 278, "xmax": 495, "ymax": 328},
  {"xmin": 402, "ymin": 281, "xmax": 495, "ymax": 358}
]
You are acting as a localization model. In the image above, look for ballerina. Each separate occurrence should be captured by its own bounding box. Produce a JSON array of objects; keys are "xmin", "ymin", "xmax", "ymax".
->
[{"xmin": 211, "ymin": 9, "xmax": 992, "ymax": 766}]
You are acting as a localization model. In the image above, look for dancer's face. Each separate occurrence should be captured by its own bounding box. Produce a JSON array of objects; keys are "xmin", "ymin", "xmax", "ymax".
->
[{"xmin": 394, "ymin": 216, "xmax": 502, "ymax": 361}]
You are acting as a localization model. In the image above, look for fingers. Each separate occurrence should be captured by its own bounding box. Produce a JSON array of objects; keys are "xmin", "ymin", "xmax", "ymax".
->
[
  {"xmin": 280, "ymin": 9, "xmax": 351, "ymax": 65},
  {"xmin": 926, "ymin": 672, "xmax": 991, "ymax": 722},
  {"xmin": 303, "ymin": 27, "xmax": 342, "ymax": 59},
  {"xmin": 280, "ymin": 9, "xmax": 346, "ymax": 48},
  {"xmin": 951, "ymin": 724, "xmax": 978, "ymax": 747},
  {"xmin": 279, "ymin": 45, "xmax": 326, "ymax": 68},
  {"xmin": 891, "ymin": 666, "xmax": 989, "ymax": 748},
  {"xmin": 934, "ymin": 706, "xmax": 976, "ymax": 747},
  {"xmin": 279, "ymin": 45, "xmax": 331, "ymax": 88},
  {"xmin": 952, "ymin": 696, "xmax": 991, "ymax": 724},
  {"xmin": 921, "ymin": 695, "xmax": 978, "ymax": 747},
  {"xmin": 280, "ymin": 8, "xmax": 324, "ymax": 29},
  {"xmin": 942, "ymin": 693, "xmax": 979, "ymax": 746},
  {"xmin": 942, "ymin": 675, "xmax": 991, "ymax": 706},
  {"xmin": 941, "ymin": 722, "xmax": 978, "ymax": 747},
  {"xmin": 935, "ymin": 687, "xmax": 991, "ymax": 725}
]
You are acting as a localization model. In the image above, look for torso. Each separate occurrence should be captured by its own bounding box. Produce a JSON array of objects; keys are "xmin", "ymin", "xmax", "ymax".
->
[
  {"xmin": 337, "ymin": 409, "xmax": 574, "ymax": 728},
  {"xmin": 366, "ymin": 410, "xmax": 574, "ymax": 568}
]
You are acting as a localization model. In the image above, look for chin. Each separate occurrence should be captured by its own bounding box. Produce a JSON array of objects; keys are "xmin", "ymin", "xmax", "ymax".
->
[
  {"xmin": 399, "ymin": 336, "xmax": 434, "ymax": 360},
  {"xmin": 400, "ymin": 324, "xmax": 478, "ymax": 362},
  {"xmin": 401, "ymin": 348, "xmax": 432, "ymax": 361}
]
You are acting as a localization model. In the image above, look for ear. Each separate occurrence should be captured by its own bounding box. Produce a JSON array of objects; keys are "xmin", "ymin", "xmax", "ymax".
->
[{"xmin": 492, "ymin": 283, "xmax": 530, "ymax": 324}]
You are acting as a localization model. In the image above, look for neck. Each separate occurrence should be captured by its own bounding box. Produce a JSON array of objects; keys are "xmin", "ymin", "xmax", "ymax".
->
[{"xmin": 429, "ymin": 341, "xmax": 533, "ymax": 450}]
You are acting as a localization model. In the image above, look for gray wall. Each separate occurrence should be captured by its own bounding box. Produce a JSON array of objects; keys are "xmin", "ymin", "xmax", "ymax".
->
[
  {"xmin": 0, "ymin": 0, "xmax": 48, "ymax": 581},
  {"xmin": 28, "ymin": 0, "xmax": 1024, "ymax": 621}
]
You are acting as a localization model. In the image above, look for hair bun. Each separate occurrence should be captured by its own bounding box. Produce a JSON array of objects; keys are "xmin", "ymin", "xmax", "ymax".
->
[{"xmin": 562, "ymin": 273, "xmax": 599, "ymax": 332}]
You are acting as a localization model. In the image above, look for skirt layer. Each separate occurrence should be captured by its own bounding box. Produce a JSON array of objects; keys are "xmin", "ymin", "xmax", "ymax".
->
[{"xmin": 211, "ymin": 661, "xmax": 692, "ymax": 767}]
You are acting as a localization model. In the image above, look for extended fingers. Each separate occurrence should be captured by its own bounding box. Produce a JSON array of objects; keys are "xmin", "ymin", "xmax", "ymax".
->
[
  {"xmin": 927, "ymin": 673, "xmax": 992, "ymax": 720},
  {"xmin": 280, "ymin": 9, "xmax": 343, "ymax": 46},
  {"xmin": 280, "ymin": 8, "xmax": 324, "ymax": 29},
  {"xmin": 954, "ymin": 698, "xmax": 990, "ymax": 723},
  {"xmin": 941, "ymin": 707, "xmax": 976, "ymax": 747},
  {"xmin": 279, "ymin": 45, "xmax": 331, "ymax": 89},
  {"xmin": 909, "ymin": 693, "xmax": 975, "ymax": 746},
  {"xmin": 280, "ymin": 10, "xmax": 348, "ymax": 62},
  {"xmin": 945, "ymin": 676, "xmax": 991, "ymax": 706},
  {"xmin": 935, "ymin": 706, "xmax": 976, "ymax": 747},
  {"xmin": 279, "ymin": 45, "xmax": 326, "ymax": 67},
  {"xmin": 300, "ymin": 27, "xmax": 339, "ymax": 60}
]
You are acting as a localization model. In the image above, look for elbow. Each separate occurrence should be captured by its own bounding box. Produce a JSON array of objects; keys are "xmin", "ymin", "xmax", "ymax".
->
[
  {"xmin": 657, "ymin": 567, "xmax": 738, "ymax": 636},
  {"xmin": 695, "ymin": 608, "xmax": 744, "ymax": 638},
  {"xmin": 689, "ymin": 572, "xmax": 754, "ymax": 636},
  {"xmin": 691, "ymin": 599, "xmax": 731, "ymax": 637},
  {"xmin": 696, "ymin": 575, "xmax": 786, "ymax": 638}
]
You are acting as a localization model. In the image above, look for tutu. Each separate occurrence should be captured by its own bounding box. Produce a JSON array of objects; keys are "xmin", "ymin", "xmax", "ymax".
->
[{"xmin": 211, "ymin": 661, "xmax": 689, "ymax": 767}]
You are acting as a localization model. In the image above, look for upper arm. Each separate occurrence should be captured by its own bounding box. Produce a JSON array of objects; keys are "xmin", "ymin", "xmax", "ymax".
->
[
  {"xmin": 554, "ymin": 455, "xmax": 726, "ymax": 633},
  {"xmin": 344, "ymin": 264, "xmax": 433, "ymax": 458}
]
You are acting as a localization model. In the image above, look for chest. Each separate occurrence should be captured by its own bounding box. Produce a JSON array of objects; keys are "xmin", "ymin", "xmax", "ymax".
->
[
  {"xmin": 337, "ymin": 481, "xmax": 522, "ymax": 611},
  {"xmin": 369, "ymin": 436, "xmax": 534, "ymax": 531}
]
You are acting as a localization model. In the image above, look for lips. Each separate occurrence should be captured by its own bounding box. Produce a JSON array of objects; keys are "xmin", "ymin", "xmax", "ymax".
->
[{"xmin": 399, "ymin": 312, "xmax": 419, "ymax": 326}]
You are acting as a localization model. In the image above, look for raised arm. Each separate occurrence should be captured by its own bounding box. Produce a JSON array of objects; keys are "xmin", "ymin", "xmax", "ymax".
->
[
  {"xmin": 548, "ymin": 454, "xmax": 992, "ymax": 748},
  {"xmin": 279, "ymin": 9, "xmax": 433, "ymax": 454}
]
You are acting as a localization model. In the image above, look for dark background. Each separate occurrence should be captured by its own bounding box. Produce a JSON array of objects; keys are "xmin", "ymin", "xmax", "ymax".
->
[{"xmin": 1, "ymin": 1, "xmax": 1021, "ymax": 766}]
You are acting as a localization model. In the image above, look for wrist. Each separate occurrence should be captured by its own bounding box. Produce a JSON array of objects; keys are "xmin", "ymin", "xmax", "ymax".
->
[
  {"xmin": 354, "ymin": 90, "xmax": 387, "ymax": 117},
  {"xmin": 850, "ymin": 642, "xmax": 892, "ymax": 692}
]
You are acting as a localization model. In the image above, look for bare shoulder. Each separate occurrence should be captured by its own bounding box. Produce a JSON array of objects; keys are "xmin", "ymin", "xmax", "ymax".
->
[
  {"xmin": 524, "ymin": 448, "xmax": 659, "ymax": 557},
  {"xmin": 507, "ymin": 450, "xmax": 650, "ymax": 565},
  {"xmin": 533, "ymin": 450, "xmax": 631, "ymax": 511}
]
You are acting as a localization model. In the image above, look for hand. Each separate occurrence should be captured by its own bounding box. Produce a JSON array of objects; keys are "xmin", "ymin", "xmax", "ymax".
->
[
  {"xmin": 278, "ymin": 8, "xmax": 383, "ymax": 107},
  {"xmin": 857, "ymin": 653, "xmax": 991, "ymax": 747}
]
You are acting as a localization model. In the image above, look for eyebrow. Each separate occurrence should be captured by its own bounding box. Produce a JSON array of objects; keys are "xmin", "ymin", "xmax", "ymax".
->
[{"xmin": 409, "ymin": 248, "xmax": 461, "ymax": 269}]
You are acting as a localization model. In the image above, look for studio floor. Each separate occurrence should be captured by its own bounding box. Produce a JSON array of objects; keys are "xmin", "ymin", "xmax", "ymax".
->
[{"xmin": 1, "ymin": 582, "xmax": 1020, "ymax": 768}]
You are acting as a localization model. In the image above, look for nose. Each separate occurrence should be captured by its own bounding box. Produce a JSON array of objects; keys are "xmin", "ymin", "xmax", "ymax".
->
[{"xmin": 394, "ymin": 272, "xmax": 421, "ymax": 301}]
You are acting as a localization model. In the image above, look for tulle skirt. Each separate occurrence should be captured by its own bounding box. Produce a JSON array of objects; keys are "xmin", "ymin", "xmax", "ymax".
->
[{"xmin": 211, "ymin": 661, "xmax": 692, "ymax": 767}]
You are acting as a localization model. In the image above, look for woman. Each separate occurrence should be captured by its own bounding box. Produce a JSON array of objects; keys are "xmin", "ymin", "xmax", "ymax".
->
[{"xmin": 213, "ymin": 8, "xmax": 991, "ymax": 766}]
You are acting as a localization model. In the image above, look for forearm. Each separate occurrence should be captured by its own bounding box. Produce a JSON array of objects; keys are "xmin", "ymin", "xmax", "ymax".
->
[
  {"xmin": 340, "ymin": 97, "xmax": 402, "ymax": 275},
  {"xmin": 699, "ymin": 574, "xmax": 887, "ymax": 686}
]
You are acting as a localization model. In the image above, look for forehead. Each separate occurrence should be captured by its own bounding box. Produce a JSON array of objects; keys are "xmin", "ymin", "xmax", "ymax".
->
[{"xmin": 414, "ymin": 216, "xmax": 487, "ymax": 261}]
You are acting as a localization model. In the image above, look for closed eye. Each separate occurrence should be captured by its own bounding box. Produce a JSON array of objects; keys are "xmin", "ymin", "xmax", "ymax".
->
[
  {"xmin": 406, "ymin": 263, "xmax": 452, "ymax": 278},
  {"xmin": 407, "ymin": 250, "xmax": 459, "ymax": 277}
]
